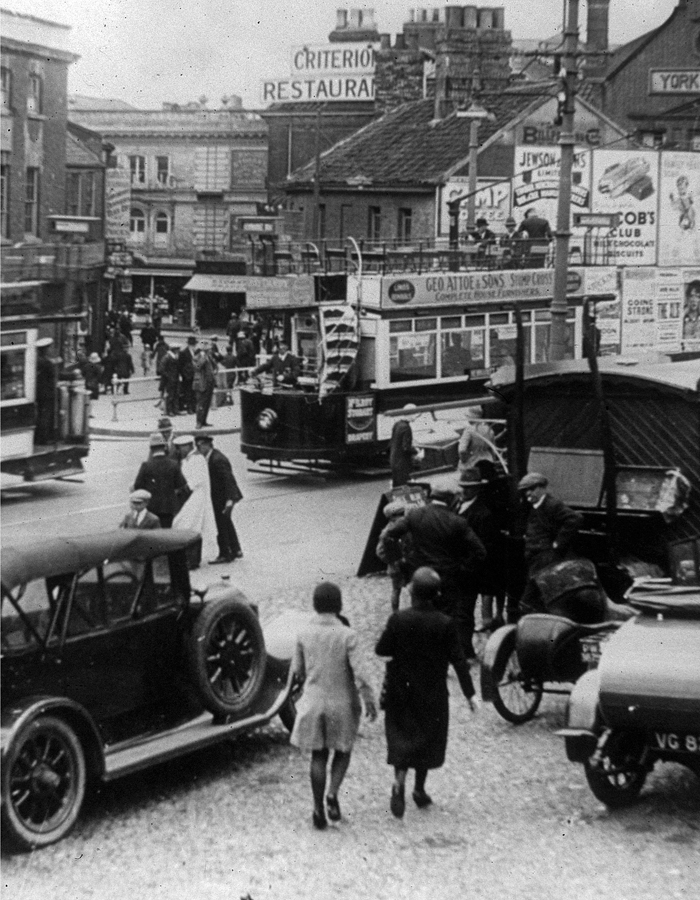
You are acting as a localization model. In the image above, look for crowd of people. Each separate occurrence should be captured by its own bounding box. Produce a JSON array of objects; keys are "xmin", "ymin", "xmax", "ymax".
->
[
  {"xmin": 290, "ymin": 465, "xmax": 584, "ymax": 830},
  {"xmin": 462, "ymin": 207, "xmax": 554, "ymax": 268},
  {"xmin": 122, "ymin": 425, "xmax": 244, "ymax": 566}
]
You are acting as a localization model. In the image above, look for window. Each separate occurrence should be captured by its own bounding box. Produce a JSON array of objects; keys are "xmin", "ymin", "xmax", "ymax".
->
[
  {"xmin": 154, "ymin": 211, "xmax": 170, "ymax": 245},
  {"xmin": 129, "ymin": 155, "xmax": 146, "ymax": 184},
  {"xmin": 0, "ymin": 157, "xmax": 9, "ymax": 238},
  {"xmin": 398, "ymin": 208, "xmax": 413, "ymax": 243},
  {"xmin": 27, "ymin": 73, "xmax": 42, "ymax": 114},
  {"xmin": 1, "ymin": 67, "xmax": 10, "ymax": 109},
  {"xmin": 389, "ymin": 319, "xmax": 437, "ymax": 383},
  {"xmin": 24, "ymin": 167, "xmax": 39, "ymax": 235},
  {"xmin": 129, "ymin": 207, "xmax": 146, "ymax": 241},
  {"xmin": 441, "ymin": 328, "xmax": 485, "ymax": 377},
  {"xmin": 367, "ymin": 206, "xmax": 381, "ymax": 242},
  {"xmin": 66, "ymin": 172, "xmax": 96, "ymax": 217},
  {"xmin": 339, "ymin": 204, "xmax": 352, "ymax": 240},
  {"xmin": 156, "ymin": 156, "xmax": 169, "ymax": 185}
]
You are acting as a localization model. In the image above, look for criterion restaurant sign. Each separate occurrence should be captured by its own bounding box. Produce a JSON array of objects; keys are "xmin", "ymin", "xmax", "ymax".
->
[
  {"xmin": 261, "ymin": 42, "xmax": 376, "ymax": 103},
  {"xmin": 380, "ymin": 269, "xmax": 586, "ymax": 310}
]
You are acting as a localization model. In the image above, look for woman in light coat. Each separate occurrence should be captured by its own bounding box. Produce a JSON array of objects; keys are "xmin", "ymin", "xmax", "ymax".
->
[
  {"xmin": 291, "ymin": 583, "xmax": 377, "ymax": 829},
  {"xmin": 172, "ymin": 435, "xmax": 217, "ymax": 567}
]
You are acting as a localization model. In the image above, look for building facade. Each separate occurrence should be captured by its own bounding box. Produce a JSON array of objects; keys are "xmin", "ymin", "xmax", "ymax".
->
[
  {"xmin": 69, "ymin": 101, "xmax": 269, "ymax": 322},
  {"xmin": 1, "ymin": 9, "xmax": 106, "ymax": 360}
]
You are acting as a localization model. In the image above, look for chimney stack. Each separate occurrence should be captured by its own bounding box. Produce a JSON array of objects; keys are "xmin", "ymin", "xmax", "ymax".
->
[{"xmin": 587, "ymin": 0, "xmax": 610, "ymax": 53}]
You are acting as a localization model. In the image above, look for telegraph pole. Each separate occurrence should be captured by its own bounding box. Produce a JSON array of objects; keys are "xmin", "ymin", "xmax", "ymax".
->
[{"xmin": 549, "ymin": 0, "xmax": 580, "ymax": 361}]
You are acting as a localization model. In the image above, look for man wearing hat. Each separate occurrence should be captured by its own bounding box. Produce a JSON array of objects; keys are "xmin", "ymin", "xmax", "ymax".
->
[
  {"xmin": 35, "ymin": 337, "xmax": 58, "ymax": 444},
  {"xmin": 193, "ymin": 341, "xmax": 216, "ymax": 428},
  {"xmin": 160, "ymin": 345, "xmax": 181, "ymax": 417},
  {"xmin": 382, "ymin": 478, "xmax": 485, "ymax": 657},
  {"xmin": 389, "ymin": 404, "xmax": 423, "ymax": 488},
  {"xmin": 376, "ymin": 501, "xmax": 409, "ymax": 611},
  {"xmin": 83, "ymin": 352, "xmax": 103, "ymax": 400},
  {"xmin": 518, "ymin": 472, "xmax": 583, "ymax": 612},
  {"xmin": 455, "ymin": 469, "xmax": 504, "ymax": 635},
  {"xmin": 157, "ymin": 416, "xmax": 178, "ymax": 460},
  {"xmin": 133, "ymin": 432, "xmax": 190, "ymax": 527},
  {"xmin": 120, "ymin": 490, "xmax": 161, "ymax": 529},
  {"xmin": 178, "ymin": 335, "xmax": 197, "ymax": 414},
  {"xmin": 194, "ymin": 433, "xmax": 243, "ymax": 563}
]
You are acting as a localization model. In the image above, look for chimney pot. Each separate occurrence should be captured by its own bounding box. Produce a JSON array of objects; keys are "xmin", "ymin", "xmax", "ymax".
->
[
  {"xmin": 587, "ymin": 0, "xmax": 610, "ymax": 52},
  {"xmin": 349, "ymin": 8, "xmax": 361, "ymax": 29},
  {"xmin": 336, "ymin": 9, "xmax": 348, "ymax": 29},
  {"xmin": 463, "ymin": 6, "xmax": 478, "ymax": 29},
  {"xmin": 380, "ymin": 33, "xmax": 391, "ymax": 49},
  {"xmin": 394, "ymin": 33, "xmax": 407, "ymax": 49}
]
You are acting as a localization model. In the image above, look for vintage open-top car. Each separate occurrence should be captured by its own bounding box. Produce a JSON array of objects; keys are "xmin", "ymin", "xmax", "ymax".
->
[
  {"xmin": 558, "ymin": 583, "xmax": 700, "ymax": 807},
  {"xmin": 1, "ymin": 530, "xmax": 303, "ymax": 851}
]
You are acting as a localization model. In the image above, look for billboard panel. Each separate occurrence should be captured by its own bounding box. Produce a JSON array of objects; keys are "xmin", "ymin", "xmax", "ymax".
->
[
  {"xmin": 512, "ymin": 145, "xmax": 591, "ymax": 231},
  {"xmin": 591, "ymin": 150, "xmax": 659, "ymax": 266},
  {"xmin": 658, "ymin": 151, "xmax": 700, "ymax": 266}
]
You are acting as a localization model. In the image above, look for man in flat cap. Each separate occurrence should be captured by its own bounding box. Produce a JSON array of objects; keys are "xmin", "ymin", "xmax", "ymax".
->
[
  {"xmin": 35, "ymin": 337, "xmax": 58, "ymax": 444},
  {"xmin": 133, "ymin": 432, "xmax": 190, "ymax": 527},
  {"xmin": 382, "ymin": 477, "xmax": 485, "ymax": 659},
  {"xmin": 518, "ymin": 472, "xmax": 583, "ymax": 613},
  {"xmin": 120, "ymin": 489, "xmax": 161, "ymax": 530}
]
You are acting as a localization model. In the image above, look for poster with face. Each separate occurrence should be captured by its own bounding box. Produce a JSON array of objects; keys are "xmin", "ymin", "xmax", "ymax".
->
[
  {"xmin": 512, "ymin": 145, "xmax": 591, "ymax": 234},
  {"xmin": 591, "ymin": 150, "xmax": 659, "ymax": 266},
  {"xmin": 658, "ymin": 152, "xmax": 700, "ymax": 266},
  {"xmin": 682, "ymin": 270, "xmax": 700, "ymax": 351}
]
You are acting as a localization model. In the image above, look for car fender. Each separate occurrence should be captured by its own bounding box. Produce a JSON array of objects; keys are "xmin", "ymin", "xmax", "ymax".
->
[
  {"xmin": 1, "ymin": 695, "xmax": 105, "ymax": 782},
  {"xmin": 566, "ymin": 669, "xmax": 602, "ymax": 731},
  {"xmin": 480, "ymin": 624, "xmax": 517, "ymax": 702},
  {"xmin": 263, "ymin": 610, "xmax": 313, "ymax": 662}
]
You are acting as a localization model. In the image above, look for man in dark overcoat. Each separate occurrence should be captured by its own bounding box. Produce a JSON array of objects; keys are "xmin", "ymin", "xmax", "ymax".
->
[
  {"xmin": 132, "ymin": 432, "xmax": 190, "ymax": 527},
  {"xmin": 389, "ymin": 405, "xmax": 418, "ymax": 488},
  {"xmin": 194, "ymin": 433, "xmax": 243, "ymax": 563},
  {"xmin": 193, "ymin": 343, "xmax": 216, "ymax": 428},
  {"xmin": 383, "ymin": 478, "xmax": 486, "ymax": 659},
  {"xmin": 376, "ymin": 567, "xmax": 477, "ymax": 818},
  {"xmin": 178, "ymin": 335, "xmax": 197, "ymax": 414}
]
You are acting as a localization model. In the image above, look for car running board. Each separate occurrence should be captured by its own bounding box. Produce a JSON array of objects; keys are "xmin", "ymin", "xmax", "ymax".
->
[{"xmin": 103, "ymin": 664, "xmax": 293, "ymax": 780}]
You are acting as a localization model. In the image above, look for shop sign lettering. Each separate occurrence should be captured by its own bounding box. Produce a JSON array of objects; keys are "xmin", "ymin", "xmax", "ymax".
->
[{"xmin": 650, "ymin": 70, "xmax": 700, "ymax": 95}]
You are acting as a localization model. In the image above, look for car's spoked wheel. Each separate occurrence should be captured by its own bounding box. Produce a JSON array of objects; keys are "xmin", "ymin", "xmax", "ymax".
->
[
  {"xmin": 1, "ymin": 715, "xmax": 86, "ymax": 852},
  {"xmin": 189, "ymin": 597, "xmax": 266, "ymax": 718},
  {"xmin": 584, "ymin": 729, "xmax": 647, "ymax": 807},
  {"xmin": 492, "ymin": 631, "xmax": 543, "ymax": 724}
]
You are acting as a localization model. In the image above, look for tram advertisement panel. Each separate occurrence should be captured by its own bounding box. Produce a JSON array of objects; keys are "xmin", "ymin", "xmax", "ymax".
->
[
  {"xmin": 380, "ymin": 268, "xmax": 585, "ymax": 310},
  {"xmin": 658, "ymin": 151, "xmax": 700, "ymax": 267},
  {"xmin": 591, "ymin": 149, "xmax": 659, "ymax": 266},
  {"xmin": 345, "ymin": 394, "xmax": 376, "ymax": 444}
]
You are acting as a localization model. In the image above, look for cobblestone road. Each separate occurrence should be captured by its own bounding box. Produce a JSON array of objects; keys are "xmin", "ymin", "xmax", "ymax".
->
[{"xmin": 4, "ymin": 575, "xmax": 699, "ymax": 900}]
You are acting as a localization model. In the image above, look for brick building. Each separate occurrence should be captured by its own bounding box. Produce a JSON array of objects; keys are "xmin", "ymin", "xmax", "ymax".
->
[
  {"xmin": 582, "ymin": 0, "xmax": 700, "ymax": 150},
  {"xmin": 1, "ymin": 9, "xmax": 107, "ymax": 360}
]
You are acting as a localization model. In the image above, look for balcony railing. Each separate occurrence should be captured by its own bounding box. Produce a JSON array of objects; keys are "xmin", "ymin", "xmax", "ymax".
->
[
  {"xmin": 242, "ymin": 235, "xmax": 617, "ymax": 277},
  {"xmin": 1, "ymin": 242, "xmax": 106, "ymax": 283}
]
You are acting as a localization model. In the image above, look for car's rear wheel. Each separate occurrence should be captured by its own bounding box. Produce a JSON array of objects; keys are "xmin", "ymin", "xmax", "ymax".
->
[
  {"xmin": 1, "ymin": 715, "xmax": 86, "ymax": 852},
  {"xmin": 492, "ymin": 630, "xmax": 543, "ymax": 724},
  {"xmin": 583, "ymin": 729, "xmax": 648, "ymax": 807},
  {"xmin": 187, "ymin": 597, "xmax": 266, "ymax": 719}
]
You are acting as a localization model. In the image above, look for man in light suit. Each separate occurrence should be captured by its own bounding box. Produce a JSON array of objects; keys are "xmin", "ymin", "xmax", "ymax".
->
[{"xmin": 120, "ymin": 490, "xmax": 161, "ymax": 529}]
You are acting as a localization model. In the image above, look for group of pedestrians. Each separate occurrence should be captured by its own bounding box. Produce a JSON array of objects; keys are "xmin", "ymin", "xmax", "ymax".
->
[
  {"xmin": 291, "ymin": 465, "xmax": 584, "ymax": 831},
  {"xmin": 123, "ymin": 428, "xmax": 243, "ymax": 565},
  {"xmin": 291, "ymin": 567, "xmax": 477, "ymax": 831}
]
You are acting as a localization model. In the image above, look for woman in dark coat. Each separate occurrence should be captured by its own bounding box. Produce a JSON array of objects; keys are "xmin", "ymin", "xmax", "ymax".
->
[{"xmin": 375, "ymin": 566, "xmax": 478, "ymax": 817}]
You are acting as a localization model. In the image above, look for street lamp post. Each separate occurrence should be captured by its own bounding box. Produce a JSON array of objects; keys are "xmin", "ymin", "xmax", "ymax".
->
[
  {"xmin": 550, "ymin": 0, "xmax": 580, "ymax": 361},
  {"xmin": 456, "ymin": 99, "xmax": 495, "ymax": 238}
]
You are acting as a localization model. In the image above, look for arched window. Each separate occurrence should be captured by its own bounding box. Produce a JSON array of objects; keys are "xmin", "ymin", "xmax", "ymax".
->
[
  {"xmin": 130, "ymin": 207, "xmax": 145, "ymax": 241},
  {"xmin": 154, "ymin": 211, "xmax": 170, "ymax": 245}
]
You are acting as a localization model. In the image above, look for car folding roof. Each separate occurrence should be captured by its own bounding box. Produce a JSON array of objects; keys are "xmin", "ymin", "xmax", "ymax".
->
[{"xmin": 1, "ymin": 530, "xmax": 200, "ymax": 592}]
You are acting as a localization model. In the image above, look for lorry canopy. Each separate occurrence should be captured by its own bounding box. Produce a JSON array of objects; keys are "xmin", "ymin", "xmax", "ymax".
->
[{"xmin": 1, "ymin": 529, "xmax": 201, "ymax": 592}]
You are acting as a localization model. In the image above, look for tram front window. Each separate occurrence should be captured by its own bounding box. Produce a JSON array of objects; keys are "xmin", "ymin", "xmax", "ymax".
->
[{"xmin": 441, "ymin": 331, "xmax": 485, "ymax": 377}]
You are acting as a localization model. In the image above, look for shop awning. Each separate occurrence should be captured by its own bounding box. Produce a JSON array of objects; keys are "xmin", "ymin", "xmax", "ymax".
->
[
  {"xmin": 126, "ymin": 268, "xmax": 193, "ymax": 278},
  {"xmin": 184, "ymin": 274, "xmax": 246, "ymax": 293}
]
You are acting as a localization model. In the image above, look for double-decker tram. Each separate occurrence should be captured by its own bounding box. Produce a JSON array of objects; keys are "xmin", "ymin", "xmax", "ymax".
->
[{"xmin": 239, "ymin": 248, "xmax": 593, "ymax": 475}]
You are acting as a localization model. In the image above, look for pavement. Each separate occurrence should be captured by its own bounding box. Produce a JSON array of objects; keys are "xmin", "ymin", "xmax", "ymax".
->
[{"xmin": 89, "ymin": 324, "xmax": 242, "ymax": 439}]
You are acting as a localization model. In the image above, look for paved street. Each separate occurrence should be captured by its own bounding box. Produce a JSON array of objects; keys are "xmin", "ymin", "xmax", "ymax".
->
[{"xmin": 2, "ymin": 435, "xmax": 699, "ymax": 900}]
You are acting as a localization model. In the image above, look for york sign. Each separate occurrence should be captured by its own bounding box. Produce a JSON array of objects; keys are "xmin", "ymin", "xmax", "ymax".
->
[{"xmin": 649, "ymin": 70, "xmax": 700, "ymax": 95}]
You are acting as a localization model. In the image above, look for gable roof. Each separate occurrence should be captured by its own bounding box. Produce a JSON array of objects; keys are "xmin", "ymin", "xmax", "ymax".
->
[
  {"xmin": 285, "ymin": 85, "xmax": 554, "ymax": 190},
  {"xmin": 66, "ymin": 128, "xmax": 104, "ymax": 168}
]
